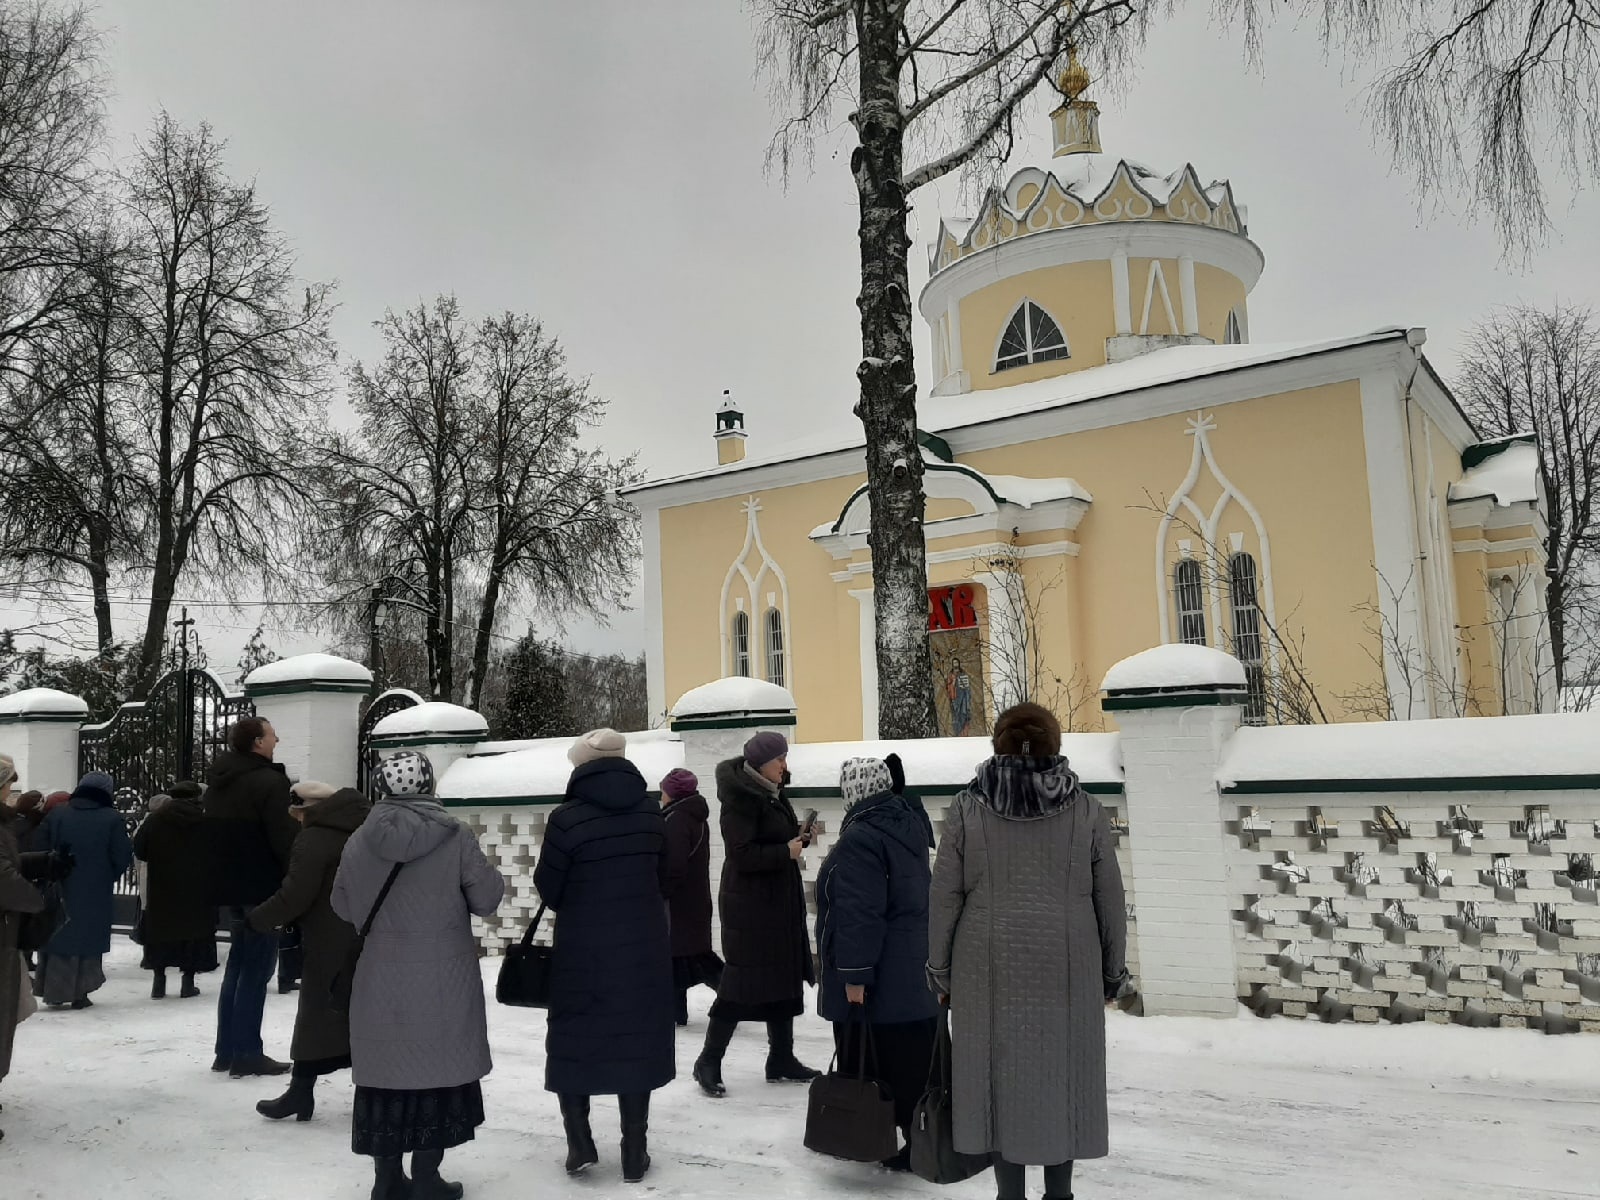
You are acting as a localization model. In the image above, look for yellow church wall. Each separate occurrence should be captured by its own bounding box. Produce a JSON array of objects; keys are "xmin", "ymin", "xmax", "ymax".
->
[
  {"xmin": 960, "ymin": 261, "xmax": 1117, "ymax": 385},
  {"xmin": 1194, "ymin": 263, "xmax": 1248, "ymax": 343}
]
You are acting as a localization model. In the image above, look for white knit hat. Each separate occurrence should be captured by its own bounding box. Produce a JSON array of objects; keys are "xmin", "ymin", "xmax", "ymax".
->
[
  {"xmin": 568, "ymin": 728, "xmax": 627, "ymax": 767},
  {"xmin": 290, "ymin": 780, "xmax": 337, "ymax": 807}
]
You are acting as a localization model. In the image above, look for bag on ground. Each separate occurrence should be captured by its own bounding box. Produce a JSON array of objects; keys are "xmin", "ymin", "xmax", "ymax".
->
[{"xmin": 804, "ymin": 1014, "xmax": 899, "ymax": 1163}]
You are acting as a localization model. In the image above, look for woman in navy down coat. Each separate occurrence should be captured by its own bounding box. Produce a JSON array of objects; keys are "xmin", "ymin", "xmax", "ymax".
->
[
  {"xmin": 36, "ymin": 772, "xmax": 134, "ymax": 1008},
  {"xmin": 533, "ymin": 729, "xmax": 673, "ymax": 1185},
  {"xmin": 815, "ymin": 755, "xmax": 939, "ymax": 1171}
]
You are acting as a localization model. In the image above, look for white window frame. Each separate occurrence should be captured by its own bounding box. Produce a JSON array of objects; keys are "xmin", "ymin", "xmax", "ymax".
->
[
  {"xmin": 731, "ymin": 611, "xmax": 751, "ymax": 677},
  {"xmin": 1228, "ymin": 551, "xmax": 1268, "ymax": 723},
  {"xmin": 763, "ymin": 608, "xmax": 786, "ymax": 688},
  {"xmin": 993, "ymin": 299, "xmax": 1071, "ymax": 372},
  {"xmin": 1173, "ymin": 558, "xmax": 1208, "ymax": 647}
]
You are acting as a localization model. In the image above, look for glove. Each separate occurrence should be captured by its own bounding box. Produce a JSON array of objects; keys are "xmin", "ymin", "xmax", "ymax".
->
[{"xmin": 46, "ymin": 846, "xmax": 75, "ymax": 881}]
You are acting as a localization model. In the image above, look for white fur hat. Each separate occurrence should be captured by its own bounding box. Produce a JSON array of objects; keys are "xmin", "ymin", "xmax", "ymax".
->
[
  {"xmin": 568, "ymin": 727, "xmax": 627, "ymax": 767},
  {"xmin": 290, "ymin": 780, "xmax": 337, "ymax": 807}
]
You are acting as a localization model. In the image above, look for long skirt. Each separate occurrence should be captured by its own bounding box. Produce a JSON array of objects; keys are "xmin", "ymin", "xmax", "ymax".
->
[
  {"xmin": 141, "ymin": 938, "xmax": 219, "ymax": 974},
  {"xmin": 833, "ymin": 1016, "xmax": 938, "ymax": 1132},
  {"xmin": 351, "ymin": 1082, "xmax": 485, "ymax": 1158},
  {"xmin": 34, "ymin": 954, "xmax": 106, "ymax": 1006}
]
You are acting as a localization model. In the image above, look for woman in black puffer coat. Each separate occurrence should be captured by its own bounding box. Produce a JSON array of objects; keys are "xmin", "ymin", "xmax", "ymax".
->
[
  {"xmin": 660, "ymin": 768, "xmax": 721, "ymax": 1026},
  {"xmin": 535, "ymin": 729, "xmax": 673, "ymax": 1184},
  {"xmin": 691, "ymin": 731, "xmax": 818, "ymax": 1099}
]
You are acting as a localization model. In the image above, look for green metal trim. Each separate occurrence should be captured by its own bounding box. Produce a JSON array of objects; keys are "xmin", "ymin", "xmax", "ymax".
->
[
  {"xmin": 370, "ymin": 730, "xmax": 490, "ymax": 749},
  {"xmin": 1223, "ymin": 773, "xmax": 1600, "ymax": 796},
  {"xmin": 1461, "ymin": 433, "xmax": 1534, "ymax": 471},
  {"xmin": 244, "ymin": 680, "xmax": 373, "ymax": 698},
  {"xmin": 1102, "ymin": 690, "xmax": 1246, "ymax": 712},
  {"xmin": 785, "ymin": 781, "xmax": 1123, "ymax": 799},
  {"xmin": 0, "ymin": 712, "xmax": 86, "ymax": 725},
  {"xmin": 669, "ymin": 714, "xmax": 798, "ymax": 731},
  {"xmin": 442, "ymin": 791, "xmax": 664, "ymax": 810},
  {"xmin": 917, "ymin": 429, "xmax": 954, "ymax": 463}
]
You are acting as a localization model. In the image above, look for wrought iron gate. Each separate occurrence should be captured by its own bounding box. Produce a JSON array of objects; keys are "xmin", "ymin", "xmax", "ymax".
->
[{"xmin": 357, "ymin": 688, "xmax": 423, "ymax": 795}]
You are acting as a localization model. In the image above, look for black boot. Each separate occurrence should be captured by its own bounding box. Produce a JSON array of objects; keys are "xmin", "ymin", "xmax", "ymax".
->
[
  {"xmin": 674, "ymin": 987, "xmax": 689, "ymax": 1027},
  {"xmin": 1043, "ymin": 1160, "xmax": 1075, "ymax": 1199},
  {"xmin": 693, "ymin": 1017, "xmax": 734, "ymax": 1097},
  {"xmin": 559, "ymin": 1093, "xmax": 598, "ymax": 1175},
  {"xmin": 370, "ymin": 1155, "xmax": 408, "ymax": 1200},
  {"xmin": 764, "ymin": 1016, "xmax": 819, "ymax": 1082},
  {"xmin": 619, "ymin": 1091, "xmax": 651, "ymax": 1183},
  {"xmin": 151, "ymin": 971, "xmax": 166, "ymax": 999},
  {"xmin": 255, "ymin": 1075, "xmax": 314, "ymax": 1122},
  {"xmin": 230, "ymin": 1053, "xmax": 291, "ymax": 1078},
  {"xmin": 180, "ymin": 972, "xmax": 199, "ymax": 998},
  {"xmin": 410, "ymin": 1148, "xmax": 464, "ymax": 1200}
]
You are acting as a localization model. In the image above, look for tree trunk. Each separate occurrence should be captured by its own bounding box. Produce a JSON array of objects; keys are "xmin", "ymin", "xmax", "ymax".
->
[
  {"xmin": 468, "ymin": 553, "xmax": 507, "ymax": 712},
  {"xmin": 86, "ymin": 521, "xmax": 113, "ymax": 655},
  {"xmin": 133, "ymin": 546, "xmax": 177, "ymax": 697},
  {"xmin": 852, "ymin": 1, "xmax": 935, "ymax": 739},
  {"xmin": 1546, "ymin": 569, "xmax": 1566, "ymax": 693}
]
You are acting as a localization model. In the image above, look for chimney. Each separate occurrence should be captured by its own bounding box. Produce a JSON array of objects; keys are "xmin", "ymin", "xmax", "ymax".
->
[{"xmin": 714, "ymin": 389, "xmax": 746, "ymax": 466}]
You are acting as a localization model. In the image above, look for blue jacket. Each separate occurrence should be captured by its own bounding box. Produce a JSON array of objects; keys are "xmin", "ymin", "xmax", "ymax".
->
[
  {"xmin": 44, "ymin": 794, "xmax": 134, "ymax": 957},
  {"xmin": 815, "ymin": 790, "xmax": 940, "ymax": 1025},
  {"xmin": 534, "ymin": 757, "xmax": 675, "ymax": 1096}
]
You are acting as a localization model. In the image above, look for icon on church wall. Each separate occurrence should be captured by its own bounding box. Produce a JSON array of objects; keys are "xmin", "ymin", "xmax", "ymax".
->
[{"xmin": 928, "ymin": 584, "xmax": 988, "ymax": 738}]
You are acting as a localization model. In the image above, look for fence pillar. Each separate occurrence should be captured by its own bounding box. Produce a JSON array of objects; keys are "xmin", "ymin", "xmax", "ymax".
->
[
  {"xmin": 1103, "ymin": 645, "xmax": 1246, "ymax": 1019},
  {"xmin": 369, "ymin": 702, "xmax": 490, "ymax": 787},
  {"xmin": 244, "ymin": 654, "xmax": 373, "ymax": 789},
  {"xmin": 0, "ymin": 688, "xmax": 89, "ymax": 795}
]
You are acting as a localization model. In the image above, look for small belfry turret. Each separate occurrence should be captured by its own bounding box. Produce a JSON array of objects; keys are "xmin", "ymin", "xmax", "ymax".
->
[
  {"xmin": 1050, "ymin": 44, "xmax": 1100, "ymax": 157},
  {"xmin": 714, "ymin": 390, "xmax": 746, "ymax": 465}
]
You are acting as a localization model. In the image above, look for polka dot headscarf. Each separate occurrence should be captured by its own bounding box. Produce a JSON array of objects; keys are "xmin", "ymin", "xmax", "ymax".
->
[{"xmin": 375, "ymin": 750, "xmax": 435, "ymax": 798}]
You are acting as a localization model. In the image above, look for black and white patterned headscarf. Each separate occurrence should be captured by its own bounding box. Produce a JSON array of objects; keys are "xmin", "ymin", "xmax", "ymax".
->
[{"xmin": 375, "ymin": 750, "xmax": 435, "ymax": 798}]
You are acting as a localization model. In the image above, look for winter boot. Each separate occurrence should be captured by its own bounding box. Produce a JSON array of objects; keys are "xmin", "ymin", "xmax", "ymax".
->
[
  {"xmin": 370, "ymin": 1156, "xmax": 409, "ymax": 1200},
  {"xmin": 410, "ymin": 1148, "xmax": 464, "ymax": 1200},
  {"xmin": 151, "ymin": 971, "xmax": 167, "ymax": 999},
  {"xmin": 230, "ymin": 1053, "xmax": 291, "ymax": 1078},
  {"xmin": 693, "ymin": 1017, "xmax": 735, "ymax": 1097},
  {"xmin": 559, "ymin": 1094, "xmax": 598, "ymax": 1175},
  {"xmin": 674, "ymin": 987, "xmax": 689, "ymax": 1027},
  {"xmin": 69, "ymin": 996, "xmax": 92, "ymax": 1010},
  {"xmin": 255, "ymin": 1075, "xmax": 315, "ymax": 1122},
  {"xmin": 619, "ymin": 1091, "xmax": 651, "ymax": 1183},
  {"xmin": 764, "ymin": 1016, "xmax": 819, "ymax": 1082},
  {"xmin": 180, "ymin": 972, "xmax": 199, "ymax": 998}
]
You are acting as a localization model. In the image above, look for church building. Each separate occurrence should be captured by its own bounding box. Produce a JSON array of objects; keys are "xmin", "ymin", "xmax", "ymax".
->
[{"xmin": 623, "ymin": 55, "xmax": 1552, "ymax": 742}]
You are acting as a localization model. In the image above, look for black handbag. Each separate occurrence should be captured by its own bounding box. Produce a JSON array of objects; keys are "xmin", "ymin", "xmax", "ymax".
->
[
  {"xmin": 329, "ymin": 861, "xmax": 403, "ymax": 1015},
  {"xmin": 804, "ymin": 1014, "xmax": 900, "ymax": 1163},
  {"xmin": 910, "ymin": 1007, "xmax": 991, "ymax": 1184},
  {"xmin": 496, "ymin": 901, "xmax": 554, "ymax": 1008},
  {"xmin": 18, "ymin": 880, "xmax": 69, "ymax": 953}
]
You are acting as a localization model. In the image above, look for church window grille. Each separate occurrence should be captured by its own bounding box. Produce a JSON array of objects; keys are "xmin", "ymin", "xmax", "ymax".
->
[
  {"xmin": 1229, "ymin": 552, "xmax": 1267, "ymax": 723},
  {"xmin": 1174, "ymin": 559, "xmax": 1208, "ymax": 647},
  {"xmin": 732, "ymin": 611, "xmax": 751, "ymax": 677},
  {"xmin": 764, "ymin": 608, "xmax": 786, "ymax": 688},
  {"xmin": 995, "ymin": 301, "xmax": 1071, "ymax": 371}
]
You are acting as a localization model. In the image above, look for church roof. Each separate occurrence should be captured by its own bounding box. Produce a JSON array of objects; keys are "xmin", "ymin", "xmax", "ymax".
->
[{"xmin": 1449, "ymin": 435, "xmax": 1540, "ymax": 508}]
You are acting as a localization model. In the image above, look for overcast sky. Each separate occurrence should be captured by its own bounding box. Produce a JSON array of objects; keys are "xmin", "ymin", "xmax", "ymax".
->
[{"xmin": 62, "ymin": 0, "xmax": 1600, "ymax": 680}]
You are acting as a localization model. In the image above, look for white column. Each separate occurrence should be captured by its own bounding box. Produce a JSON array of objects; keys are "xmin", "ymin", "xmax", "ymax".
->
[
  {"xmin": 0, "ymin": 689, "xmax": 88, "ymax": 794},
  {"xmin": 972, "ymin": 570, "xmax": 1023, "ymax": 714},
  {"xmin": 946, "ymin": 297, "xmax": 964, "ymax": 376},
  {"xmin": 849, "ymin": 587, "xmax": 879, "ymax": 739},
  {"xmin": 244, "ymin": 654, "xmax": 374, "ymax": 788},
  {"xmin": 1111, "ymin": 249, "xmax": 1133, "ymax": 336},
  {"xmin": 641, "ymin": 503, "xmax": 667, "ymax": 725},
  {"xmin": 1179, "ymin": 255, "xmax": 1199, "ymax": 335}
]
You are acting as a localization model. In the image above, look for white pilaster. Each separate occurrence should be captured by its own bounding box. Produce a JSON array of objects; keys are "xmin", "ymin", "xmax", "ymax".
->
[
  {"xmin": 244, "ymin": 654, "xmax": 374, "ymax": 788},
  {"xmin": 1179, "ymin": 255, "xmax": 1199, "ymax": 335},
  {"xmin": 972, "ymin": 570, "xmax": 1023, "ymax": 714},
  {"xmin": 1111, "ymin": 250, "xmax": 1133, "ymax": 336},
  {"xmin": 640, "ymin": 502, "xmax": 667, "ymax": 724},
  {"xmin": 0, "ymin": 688, "xmax": 88, "ymax": 795},
  {"xmin": 849, "ymin": 587, "xmax": 879, "ymax": 739}
]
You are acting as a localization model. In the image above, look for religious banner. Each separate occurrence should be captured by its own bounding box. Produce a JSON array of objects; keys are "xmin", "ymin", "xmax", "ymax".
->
[{"xmin": 928, "ymin": 585, "xmax": 987, "ymax": 737}]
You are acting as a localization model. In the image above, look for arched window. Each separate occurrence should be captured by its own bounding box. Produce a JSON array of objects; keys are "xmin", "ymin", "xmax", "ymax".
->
[
  {"xmin": 1173, "ymin": 559, "xmax": 1207, "ymax": 646},
  {"xmin": 731, "ymin": 611, "xmax": 751, "ymax": 677},
  {"xmin": 1224, "ymin": 308, "xmax": 1245, "ymax": 345},
  {"xmin": 764, "ymin": 608, "xmax": 786, "ymax": 688},
  {"xmin": 1229, "ymin": 552, "xmax": 1267, "ymax": 723},
  {"xmin": 995, "ymin": 301, "xmax": 1070, "ymax": 371}
]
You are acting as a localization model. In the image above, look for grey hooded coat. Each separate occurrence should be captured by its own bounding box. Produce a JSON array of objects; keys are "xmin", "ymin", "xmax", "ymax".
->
[
  {"xmin": 331, "ymin": 795, "xmax": 505, "ymax": 1090},
  {"xmin": 927, "ymin": 756, "xmax": 1127, "ymax": 1165}
]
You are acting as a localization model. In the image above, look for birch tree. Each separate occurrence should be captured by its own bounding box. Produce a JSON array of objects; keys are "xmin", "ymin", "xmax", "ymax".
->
[{"xmin": 756, "ymin": 0, "xmax": 1141, "ymax": 738}]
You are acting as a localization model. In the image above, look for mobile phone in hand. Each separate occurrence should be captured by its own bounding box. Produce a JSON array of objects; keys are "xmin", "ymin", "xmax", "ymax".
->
[{"xmin": 800, "ymin": 809, "xmax": 819, "ymax": 844}]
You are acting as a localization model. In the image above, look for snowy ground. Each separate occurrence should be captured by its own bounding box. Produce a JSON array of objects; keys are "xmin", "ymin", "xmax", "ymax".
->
[{"xmin": 2, "ymin": 942, "xmax": 1591, "ymax": 1199}]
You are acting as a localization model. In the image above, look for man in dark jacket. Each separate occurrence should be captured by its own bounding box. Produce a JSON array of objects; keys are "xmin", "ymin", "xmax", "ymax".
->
[{"xmin": 205, "ymin": 716, "xmax": 297, "ymax": 1078}]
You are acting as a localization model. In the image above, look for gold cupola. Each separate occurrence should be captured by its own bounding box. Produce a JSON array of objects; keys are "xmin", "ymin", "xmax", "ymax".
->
[{"xmin": 1050, "ymin": 45, "xmax": 1100, "ymax": 157}]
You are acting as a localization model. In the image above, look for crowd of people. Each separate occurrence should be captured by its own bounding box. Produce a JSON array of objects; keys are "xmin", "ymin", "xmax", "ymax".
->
[{"xmin": 0, "ymin": 699, "xmax": 1128, "ymax": 1200}]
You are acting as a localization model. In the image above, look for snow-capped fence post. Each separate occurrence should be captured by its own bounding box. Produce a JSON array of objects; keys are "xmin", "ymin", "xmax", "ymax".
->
[
  {"xmin": 243, "ymin": 654, "xmax": 374, "ymax": 789},
  {"xmin": 0, "ymin": 687, "xmax": 90, "ymax": 794},
  {"xmin": 366, "ymin": 702, "xmax": 490, "ymax": 789},
  {"xmin": 1103, "ymin": 645, "xmax": 1248, "ymax": 1018}
]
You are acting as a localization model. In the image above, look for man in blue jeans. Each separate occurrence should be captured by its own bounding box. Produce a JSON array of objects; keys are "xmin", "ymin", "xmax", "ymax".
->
[{"xmin": 204, "ymin": 717, "xmax": 298, "ymax": 1078}]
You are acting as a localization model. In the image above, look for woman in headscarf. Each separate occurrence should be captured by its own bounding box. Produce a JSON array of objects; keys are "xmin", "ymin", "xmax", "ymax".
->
[
  {"xmin": 928, "ymin": 703, "xmax": 1129, "ymax": 1200},
  {"xmin": 692, "ymin": 731, "xmax": 818, "ymax": 1097},
  {"xmin": 249, "ymin": 780, "xmax": 371, "ymax": 1124},
  {"xmin": 132, "ymin": 781, "xmax": 217, "ymax": 1000},
  {"xmin": 36, "ymin": 771, "xmax": 133, "ymax": 1009},
  {"xmin": 815, "ymin": 754, "xmax": 938, "ymax": 1172},
  {"xmin": 332, "ymin": 751, "xmax": 504, "ymax": 1200},
  {"xmin": 535, "ymin": 729, "xmax": 673, "ymax": 1182},
  {"xmin": 659, "ymin": 767, "xmax": 721, "ymax": 1027}
]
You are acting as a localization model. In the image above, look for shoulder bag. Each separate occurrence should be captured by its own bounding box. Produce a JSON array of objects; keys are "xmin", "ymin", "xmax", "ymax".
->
[
  {"xmin": 496, "ymin": 901, "xmax": 554, "ymax": 1008},
  {"xmin": 329, "ymin": 861, "xmax": 403, "ymax": 1015},
  {"xmin": 18, "ymin": 880, "xmax": 69, "ymax": 954},
  {"xmin": 910, "ymin": 1006, "xmax": 991, "ymax": 1184},
  {"xmin": 804, "ymin": 1010, "xmax": 899, "ymax": 1163}
]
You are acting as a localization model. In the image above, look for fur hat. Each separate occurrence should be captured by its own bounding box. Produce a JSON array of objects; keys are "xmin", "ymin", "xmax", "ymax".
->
[
  {"xmin": 72, "ymin": 771, "xmax": 116, "ymax": 807},
  {"xmin": 992, "ymin": 702, "xmax": 1062, "ymax": 759},
  {"xmin": 290, "ymin": 780, "xmax": 337, "ymax": 809},
  {"xmin": 743, "ymin": 731, "xmax": 789, "ymax": 770},
  {"xmin": 660, "ymin": 768, "xmax": 699, "ymax": 800},
  {"xmin": 375, "ymin": 751, "xmax": 435, "ymax": 798},
  {"xmin": 170, "ymin": 781, "xmax": 202, "ymax": 801},
  {"xmin": 569, "ymin": 728, "xmax": 627, "ymax": 768},
  {"xmin": 838, "ymin": 757, "xmax": 893, "ymax": 809}
]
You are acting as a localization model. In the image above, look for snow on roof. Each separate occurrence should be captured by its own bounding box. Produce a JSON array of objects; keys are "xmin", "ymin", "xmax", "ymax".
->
[
  {"xmin": 1217, "ymin": 713, "xmax": 1600, "ymax": 788},
  {"xmin": 980, "ymin": 472, "xmax": 1092, "ymax": 505},
  {"xmin": 0, "ymin": 687, "xmax": 89, "ymax": 717},
  {"xmin": 440, "ymin": 730, "xmax": 684, "ymax": 799},
  {"xmin": 1450, "ymin": 437, "xmax": 1540, "ymax": 507},
  {"xmin": 1103, "ymin": 644, "xmax": 1247, "ymax": 692},
  {"xmin": 787, "ymin": 733, "xmax": 1121, "ymax": 790},
  {"xmin": 244, "ymin": 653, "xmax": 372, "ymax": 688},
  {"xmin": 372, "ymin": 701, "xmax": 488, "ymax": 739},
  {"xmin": 672, "ymin": 677, "xmax": 796, "ymax": 718}
]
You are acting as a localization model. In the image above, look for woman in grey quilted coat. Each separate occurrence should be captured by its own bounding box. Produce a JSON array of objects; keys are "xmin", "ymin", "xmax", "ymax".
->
[
  {"xmin": 332, "ymin": 751, "xmax": 505, "ymax": 1200},
  {"xmin": 928, "ymin": 703, "xmax": 1128, "ymax": 1200}
]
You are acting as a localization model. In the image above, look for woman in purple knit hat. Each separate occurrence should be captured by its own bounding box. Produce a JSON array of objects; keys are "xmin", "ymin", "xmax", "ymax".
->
[{"xmin": 659, "ymin": 768, "xmax": 723, "ymax": 1027}]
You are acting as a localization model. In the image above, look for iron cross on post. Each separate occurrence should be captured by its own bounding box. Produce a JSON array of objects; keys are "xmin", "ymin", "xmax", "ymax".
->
[{"xmin": 173, "ymin": 606, "xmax": 196, "ymax": 674}]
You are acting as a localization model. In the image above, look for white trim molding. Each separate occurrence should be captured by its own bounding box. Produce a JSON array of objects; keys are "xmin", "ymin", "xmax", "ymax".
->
[
  {"xmin": 718, "ymin": 497, "xmax": 792, "ymax": 689},
  {"xmin": 848, "ymin": 587, "xmax": 879, "ymax": 739},
  {"xmin": 641, "ymin": 504, "xmax": 667, "ymax": 723}
]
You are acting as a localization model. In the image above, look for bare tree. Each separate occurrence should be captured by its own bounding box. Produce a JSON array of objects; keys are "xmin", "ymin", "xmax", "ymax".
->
[
  {"xmin": 120, "ymin": 114, "xmax": 337, "ymax": 694},
  {"xmin": 756, "ymin": 0, "xmax": 1142, "ymax": 738},
  {"xmin": 1454, "ymin": 303, "xmax": 1600, "ymax": 689}
]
